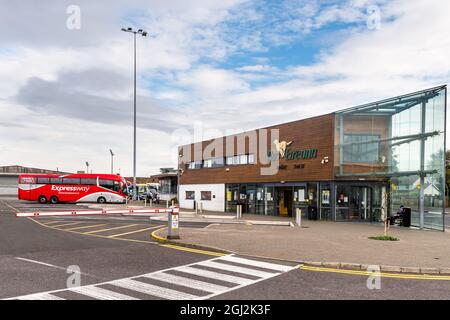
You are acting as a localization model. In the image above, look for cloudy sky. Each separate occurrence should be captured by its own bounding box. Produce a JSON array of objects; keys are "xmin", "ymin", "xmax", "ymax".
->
[{"xmin": 0, "ymin": 0, "xmax": 449, "ymax": 176}]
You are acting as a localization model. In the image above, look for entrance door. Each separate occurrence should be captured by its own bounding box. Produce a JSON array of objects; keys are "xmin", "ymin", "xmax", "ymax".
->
[
  {"xmin": 349, "ymin": 187, "xmax": 372, "ymax": 221},
  {"xmin": 276, "ymin": 187, "xmax": 293, "ymax": 217}
]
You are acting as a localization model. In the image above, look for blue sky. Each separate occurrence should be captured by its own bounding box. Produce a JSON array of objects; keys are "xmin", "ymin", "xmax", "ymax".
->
[{"xmin": 0, "ymin": 0, "xmax": 448, "ymax": 176}]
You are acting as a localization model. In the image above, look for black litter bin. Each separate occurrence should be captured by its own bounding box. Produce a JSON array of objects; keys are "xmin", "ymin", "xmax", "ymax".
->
[
  {"xmin": 307, "ymin": 206, "xmax": 318, "ymax": 220},
  {"xmin": 401, "ymin": 207, "xmax": 411, "ymax": 227}
]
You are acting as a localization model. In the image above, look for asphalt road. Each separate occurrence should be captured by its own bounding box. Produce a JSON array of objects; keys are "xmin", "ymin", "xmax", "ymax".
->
[{"xmin": 1, "ymin": 196, "xmax": 450, "ymax": 300}]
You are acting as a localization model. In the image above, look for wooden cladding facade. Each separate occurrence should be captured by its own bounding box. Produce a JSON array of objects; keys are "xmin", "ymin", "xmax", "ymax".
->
[{"xmin": 179, "ymin": 114, "xmax": 335, "ymax": 184}]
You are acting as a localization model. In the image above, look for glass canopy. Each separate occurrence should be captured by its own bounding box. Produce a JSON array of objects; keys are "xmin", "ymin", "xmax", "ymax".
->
[{"xmin": 334, "ymin": 85, "xmax": 447, "ymax": 230}]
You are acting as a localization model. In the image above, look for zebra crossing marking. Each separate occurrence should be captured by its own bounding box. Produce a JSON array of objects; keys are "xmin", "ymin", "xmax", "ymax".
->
[
  {"xmin": 197, "ymin": 260, "xmax": 278, "ymax": 278},
  {"xmin": 70, "ymin": 286, "xmax": 139, "ymax": 300},
  {"xmin": 6, "ymin": 254, "xmax": 299, "ymax": 300}
]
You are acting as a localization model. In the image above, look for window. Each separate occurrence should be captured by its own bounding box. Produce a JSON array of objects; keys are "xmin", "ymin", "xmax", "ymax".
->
[
  {"xmin": 37, "ymin": 177, "xmax": 50, "ymax": 184},
  {"xmin": 187, "ymin": 161, "xmax": 202, "ymax": 169},
  {"xmin": 99, "ymin": 179, "xmax": 114, "ymax": 191},
  {"xmin": 80, "ymin": 178, "xmax": 97, "ymax": 185},
  {"xmin": 239, "ymin": 154, "xmax": 248, "ymax": 165},
  {"xmin": 201, "ymin": 191, "xmax": 212, "ymax": 201},
  {"xmin": 343, "ymin": 134, "xmax": 380, "ymax": 163},
  {"xmin": 185, "ymin": 191, "xmax": 195, "ymax": 200},
  {"xmin": 203, "ymin": 159, "xmax": 213, "ymax": 168},
  {"xmin": 212, "ymin": 157, "xmax": 224, "ymax": 167},
  {"xmin": 203, "ymin": 157, "xmax": 224, "ymax": 168},
  {"xmin": 50, "ymin": 178, "xmax": 62, "ymax": 184},
  {"xmin": 62, "ymin": 178, "xmax": 80, "ymax": 185},
  {"xmin": 226, "ymin": 154, "xmax": 254, "ymax": 165}
]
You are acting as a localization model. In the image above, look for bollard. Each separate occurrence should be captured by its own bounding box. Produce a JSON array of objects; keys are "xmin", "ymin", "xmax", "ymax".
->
[
  {"xmin": 167, "ymin": 207, "xmax": 180, "ymax": 239},
  {"xmin": 150, "ymin": 199, "xmax": 153, "ymax": 207},
  {"xmin": 296, "ymin": 208, "xmax": 302, "ymax": 227},
  {"xmin": 199, "ymin": 202, "xmax": 203, "ymax": 214},
  {"xmin": 236, "ymin": 205, "xmax": 242, "ymax": 219},
  {"xmin": 125, "ymin": 197, "xmax": 128, "ymax": 205},
  {"xmin": 144, "ymin": 199, "xmax": 147, "ymax": 207}
]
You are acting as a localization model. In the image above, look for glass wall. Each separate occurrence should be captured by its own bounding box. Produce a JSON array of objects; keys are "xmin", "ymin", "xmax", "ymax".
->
[{"xmin": 334, "ymin": 86, "xmax": 446, "ymax": 230}]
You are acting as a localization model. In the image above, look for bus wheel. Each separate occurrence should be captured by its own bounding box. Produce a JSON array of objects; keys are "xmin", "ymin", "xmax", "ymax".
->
[
  {"xmin": 97, "ymin": 197, "xmax": 106, "ymax": 204},
  {"xmin": 50, "ymin": 196, "xmax": 59, "ymax": 204},
  {"xmin": 38, "ymin": 196, "xmax": 47, "ymax": 204}
]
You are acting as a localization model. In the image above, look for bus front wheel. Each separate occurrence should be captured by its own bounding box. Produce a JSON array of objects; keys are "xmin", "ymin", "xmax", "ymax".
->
[
  {"xmin": 38, "ymin": 196, "xmax": 47, "ymax": 204},
  {"xmin": 97, "ymin": 197, "xmax": 106, "ymax": 204},
  {"xmin": 50, "ymin": 196, "xmax": 59, "ymax": 204}
]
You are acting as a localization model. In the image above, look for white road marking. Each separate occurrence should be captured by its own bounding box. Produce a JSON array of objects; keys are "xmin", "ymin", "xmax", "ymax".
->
[
  {"xmin": 176, "ymin": 266, "xmax": 254, "ymax": 285},
  {"xmin": 15, "ymin": 257, "xmax": 93, "ymax": 277},
  {"xmin": 83, "ymin": 224, "xmax": 138, "ymax": 234},
  {"xmin": 16, "ymin": 292, "xmax": 64, "ymax": 300},
  {"xmin": 15, "ymin": 257, "xmax": 66, "ymax": 270},
  {"xmin": 197, "ymin": 260, "xmax": 278, "ymax": 278},
  {"xmin": 143, "ymin": 272, "xmax": 229, "ymax": 293},
  {"xmin": 219, "ymin": 255, "xmax": 294, "ymax": 272},
  {"xmin": 110, "ymin": 279, "xmax": 200, "ymax": 300},
  {"xmin": 6, "ymin": 254, "xmax": 299, "ymax": 300},
  {"xmin": 70, "ymin": 286, "xmax": 138, "ymax": 300}
]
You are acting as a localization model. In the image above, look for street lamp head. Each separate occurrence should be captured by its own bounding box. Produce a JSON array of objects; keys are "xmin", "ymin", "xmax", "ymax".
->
[
  {"xmin": 109, "ymin": 149, "xmax": 115, "ymax": 156},
  {"xmin": 138, "ymin": 29, "xmax": 143, "ymax": 33},
  {"xmin": 127, "ymin": 27, "xmax": 132, "ymax": 31},
  {"xmin": 142, "ymin": 31, "xmax": 148, "ymax": 37}
]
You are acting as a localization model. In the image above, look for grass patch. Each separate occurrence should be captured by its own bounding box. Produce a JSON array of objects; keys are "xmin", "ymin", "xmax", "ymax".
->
[{"xmin": 368, "ymin": 235, "xmax": 399, "ymax": 241}]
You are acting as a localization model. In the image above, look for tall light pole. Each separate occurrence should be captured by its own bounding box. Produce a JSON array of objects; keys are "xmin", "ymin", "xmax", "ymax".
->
[
  {"xmin": 121, "ymin": 27, "xmax": 147, "ymax": 200},
  {"xmin": 85, "ymin": 161, "xmax": 89, "ymax": 174},
  {"xmin": 109, "ymin": 149, "xmax": 115, "ymax": 174}
]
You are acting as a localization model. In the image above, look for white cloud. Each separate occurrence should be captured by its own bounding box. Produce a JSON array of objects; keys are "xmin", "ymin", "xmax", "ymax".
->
[{"xmin": 1, "ymin": 0, "xmax": 449, "ymax": 176}]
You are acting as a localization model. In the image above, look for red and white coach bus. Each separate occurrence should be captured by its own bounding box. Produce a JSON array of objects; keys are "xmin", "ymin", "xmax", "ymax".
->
[{"xmin": 18, "ymin": 173, "xmax": 129, "ymax": 204}]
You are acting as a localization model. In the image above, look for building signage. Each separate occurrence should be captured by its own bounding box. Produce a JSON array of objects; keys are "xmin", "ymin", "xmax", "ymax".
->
[{"xmin": 268, "ymin": 140, "xmax": 318, "ymax": 161}]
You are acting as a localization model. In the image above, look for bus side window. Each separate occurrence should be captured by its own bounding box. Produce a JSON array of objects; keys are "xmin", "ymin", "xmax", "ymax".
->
[
  {"xmin": 50, "ymin": 178, "xmax": 63, "ymax": 184},
  {"xmin": 80, "ymin": 178, "xmax": 97, "ymax": 185},
  {"xmin": 37, "ymin": 177, "xmax": 50, "ymax": 184},
  {"xmin": 62, "ymin": 178, "xmax": 81, "ymax": 185},
  {"xmin": 99, "ymin": 179, "xmax": 114, "ymax": 191}
]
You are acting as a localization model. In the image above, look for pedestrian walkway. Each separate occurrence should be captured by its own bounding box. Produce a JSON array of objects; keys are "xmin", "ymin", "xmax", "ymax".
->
[
  {"xmin": 7, "ymin": 255, "xmax": 298, "ymax": 300},
  {"xmin": 154, "ymin": 221, "xmax": 450, "ymax": 272}
]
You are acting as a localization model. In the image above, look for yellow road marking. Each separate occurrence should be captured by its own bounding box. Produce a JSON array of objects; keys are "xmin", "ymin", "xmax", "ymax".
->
[
  {"xmin": 50, "ymin": 222, "xmax": 85, "ymax": 228},
  {"xmin": 108, "ymin": 226, "xmax": 160, "ymax": 238},
  {"xmin": 300, "ymin": 265, "xmax": 450, "ymax": 280},
  {"xmin": 29, "ymin": 216, "xmax": 450, "ymax": 273},
  {"xmin": 84, "ymin": 224, "xmax": 139, "ymax": 235},
  {"xmin": 64, "ymin": 223, "xmax": 108, "ymax": 231},
  {"xmin": 150, "ymin": 227, "xmax": 167, "ymax": 242},
  {"xmin": 42, "ymin": 220, "xmax": 68, "ymax": 226},
  {"xmin": 151, "ymin": 227, "xmax": 226, "ymax": 257}
]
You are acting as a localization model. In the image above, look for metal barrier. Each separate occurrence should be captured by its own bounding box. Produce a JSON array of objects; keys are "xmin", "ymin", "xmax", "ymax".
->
[{"xmin": 16, "ymin": 207, "xmax": 178, "ymax": 218}]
